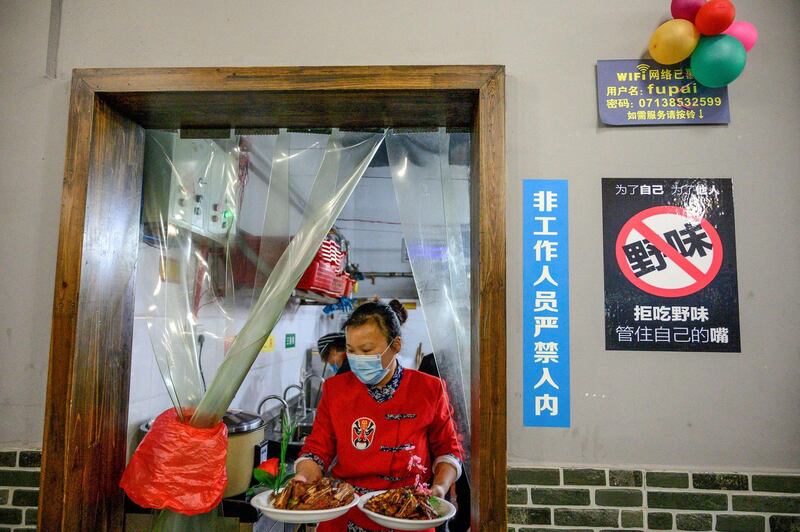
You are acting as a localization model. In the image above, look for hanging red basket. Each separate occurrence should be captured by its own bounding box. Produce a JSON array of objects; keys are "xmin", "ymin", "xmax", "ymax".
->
[{"xmin": 296, "ymin": 239, "xmax": 351, "ymax": 297}]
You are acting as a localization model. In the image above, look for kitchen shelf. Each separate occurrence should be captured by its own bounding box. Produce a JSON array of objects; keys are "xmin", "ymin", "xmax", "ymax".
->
[{"xmin": 292, "ymin": 289, "xmax": 338, "ymax": 305}]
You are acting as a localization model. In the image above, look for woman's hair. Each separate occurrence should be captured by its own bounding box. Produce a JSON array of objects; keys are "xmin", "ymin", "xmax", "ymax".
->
[{"xmin": 343, "ymin": 299, "xmax": 408, "ymax": 343}]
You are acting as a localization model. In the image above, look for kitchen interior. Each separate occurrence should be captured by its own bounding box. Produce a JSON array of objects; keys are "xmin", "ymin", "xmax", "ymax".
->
[{"xmin": 125, "ymin": 129, "xmax": 471, "ymax": 530}]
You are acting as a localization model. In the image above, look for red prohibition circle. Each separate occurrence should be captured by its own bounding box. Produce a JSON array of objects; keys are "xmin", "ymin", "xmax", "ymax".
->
[{"xmin": 615, "ymin": 205, "xmax": 723, "ymax": 298}]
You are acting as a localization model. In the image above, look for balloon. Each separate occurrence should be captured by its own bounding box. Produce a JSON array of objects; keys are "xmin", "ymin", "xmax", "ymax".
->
[
  {"xmin": 723, "ymin": 20, "xmax": 758, "ymax": 51},
  {"xmin": 648, "ymin": 19, "xmax": 701, "ymax": 65},
  {"xmin": 695, "ymin": 0, "xmax": 736, "ymax": 35},
  {"xmin": 690, "ymin": 35, "xmax": 747, "ymax": 87},
  {"xmin": 671, "ymin": 0, "xmax": 706, "ymax": 22}
]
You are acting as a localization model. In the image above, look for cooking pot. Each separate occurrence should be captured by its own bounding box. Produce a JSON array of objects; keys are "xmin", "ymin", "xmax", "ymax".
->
[{"xmin": 139, "ymin": 409, "xmax": 265, "ymax": 498}]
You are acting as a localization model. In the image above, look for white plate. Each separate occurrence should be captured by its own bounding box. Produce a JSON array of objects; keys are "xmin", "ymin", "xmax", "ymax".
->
[
  {"xmin": 358, "ymin": 490, "xmax": 457, "ymax": 531},
  {"xmin": 250, "ymin": 486, "xmax": 359, "ymax": 524}
]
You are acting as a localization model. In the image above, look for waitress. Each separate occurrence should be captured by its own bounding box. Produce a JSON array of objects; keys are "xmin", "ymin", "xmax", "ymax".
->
[{"xmin": 295, "ymin": 300, "xmax": 463, "ymax": 532}]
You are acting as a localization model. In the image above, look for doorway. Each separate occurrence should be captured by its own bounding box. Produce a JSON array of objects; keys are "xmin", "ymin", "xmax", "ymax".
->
[{"xmin": 40, "ymin": 66, "xmax": 506, "ymax": 531}]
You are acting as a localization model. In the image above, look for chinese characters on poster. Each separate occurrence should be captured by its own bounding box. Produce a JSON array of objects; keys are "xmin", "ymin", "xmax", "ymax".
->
[{"xmin": 602, "ymin": 178, "xmax": 740, "ymax": 352}]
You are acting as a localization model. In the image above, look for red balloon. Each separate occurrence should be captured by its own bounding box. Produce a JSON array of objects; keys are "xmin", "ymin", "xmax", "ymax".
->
[
  {"xmin": 695, "ymin": 0, "xmax": 736, "ymax": 35},
  {"xmin": 671, "ymin": 0, "xmax": 706, "ymax": 22}
]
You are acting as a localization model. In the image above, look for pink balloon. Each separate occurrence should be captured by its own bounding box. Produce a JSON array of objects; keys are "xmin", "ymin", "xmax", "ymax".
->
[
  {"xmin": 723, "ymin": 20, "xmax": 759, "ymax": 51},
  {"xmin": 671, "ymin": 0, "xmax": 706, "ymax": 22}
]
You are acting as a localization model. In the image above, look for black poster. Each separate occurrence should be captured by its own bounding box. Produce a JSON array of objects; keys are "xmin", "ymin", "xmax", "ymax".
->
[{"xmin": 602, "ymin": 178, "xmax": 740, "ymax": 352}]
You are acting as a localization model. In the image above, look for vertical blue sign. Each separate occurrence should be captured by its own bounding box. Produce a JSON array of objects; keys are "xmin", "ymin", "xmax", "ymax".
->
[{"xmin": 523, "ymin": 179, "xmax": 570, "ymax": 427}]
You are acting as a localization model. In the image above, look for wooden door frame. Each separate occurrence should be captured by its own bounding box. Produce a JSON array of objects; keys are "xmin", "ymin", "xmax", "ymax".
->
[{"xmin": 40, "ymin": 66, "xmax": 506, "ymax": 531}]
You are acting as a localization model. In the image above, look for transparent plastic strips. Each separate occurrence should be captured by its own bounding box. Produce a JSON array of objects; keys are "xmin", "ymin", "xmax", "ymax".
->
[
  {"xmin": 141, "ymin": 132, "xmax": 242, "ymax": 421},
  {"xmin": 139, "ymin": 130, "xmax": 384, "ymax": 429},
  {"xmin": 385, "ymin": 128, "xmax": 472, "ymax": 483},
  {"xmin": 191, "ymin": 131, "xmax": 385, "ymax": 427}
]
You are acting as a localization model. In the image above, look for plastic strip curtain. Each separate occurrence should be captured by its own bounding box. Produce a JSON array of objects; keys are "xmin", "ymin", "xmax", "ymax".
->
[
  {"xmin": 141, "ymin": 132, "xmax": 242, "ymax": 420},
  {"xmin": 141, "ymin": 130, "xmax": 385, "ymax": 428},
  {"xmin": 385, "ymin": 128, "xmax": 472, "ymax": 483},
  {"xmin": 236, "ymin": 129, "xmax": 323, "ymax": 307},
  {"xmin": 233, "ymin": 131, "xmax": 286, "ymax": 313},
  {"xmin": 192, "ymin": 130, "xmax": 385, "ymax": 427}
]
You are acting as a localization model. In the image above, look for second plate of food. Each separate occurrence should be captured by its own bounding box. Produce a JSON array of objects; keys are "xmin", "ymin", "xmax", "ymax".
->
[
  {"xmin": 251, "ymin": 478, "xmax": 359, "ymax": 524},
  {"xmin": 358, "ymin": 488, "xmax": 456, "ymax": 531}
]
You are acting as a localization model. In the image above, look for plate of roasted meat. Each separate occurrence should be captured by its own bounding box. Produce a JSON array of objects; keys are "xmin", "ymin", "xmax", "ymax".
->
[
  {"xmin": 250, "ymin": 478, "xmax": 359, "ymax": 524},
  {"xmin": 358, "ymin": 487, "xmax": 456, "ymax": 530}
]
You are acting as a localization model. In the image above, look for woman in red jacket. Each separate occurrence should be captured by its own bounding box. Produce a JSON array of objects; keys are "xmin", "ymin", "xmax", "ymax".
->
[{"xmin": 295, "ymin": 300, "xmax": 463, "ymax": 532}]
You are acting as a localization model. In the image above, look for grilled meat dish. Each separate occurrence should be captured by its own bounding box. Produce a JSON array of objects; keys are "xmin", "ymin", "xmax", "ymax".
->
[
  {"xmin": 364, "ymin": 487, "xmax": 439, "ymax": 520},
  {"xmin": 270, "ymin": 478, "xmax": 355, "ymax": 510}
]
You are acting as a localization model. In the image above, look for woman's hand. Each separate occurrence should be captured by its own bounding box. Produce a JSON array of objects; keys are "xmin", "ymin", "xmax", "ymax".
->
[
  {"xmin": 294, "ymin": 459, "xmax": 323, "ymax": 484},
  {"xmin": 430, "ymin": 484, "xmax": 448, "ymax": 499},
  {"xmin": 430, "ymin": 461, "xmax": 457, "ymax": 499}
]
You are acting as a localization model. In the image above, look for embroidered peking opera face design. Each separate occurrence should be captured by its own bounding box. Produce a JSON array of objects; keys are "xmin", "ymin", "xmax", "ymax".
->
[{"xmin": 351, "ymin": 417, "xmax": 376, "ymax": 450}]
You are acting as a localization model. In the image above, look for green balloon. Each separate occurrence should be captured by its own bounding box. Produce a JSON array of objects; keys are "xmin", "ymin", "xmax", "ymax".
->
[{"xmin": 690, "ymin": 35, "xmax": 747, "ymax": 88}]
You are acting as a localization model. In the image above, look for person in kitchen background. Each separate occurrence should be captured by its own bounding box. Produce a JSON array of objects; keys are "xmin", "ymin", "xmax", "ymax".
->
[
  {"xmin": 295, "ymin": 299, "xmax": 463, "ymax": 532},
  {"xmin": 317, "ymin": 331, "xmax": 350, "ymax": 375}
]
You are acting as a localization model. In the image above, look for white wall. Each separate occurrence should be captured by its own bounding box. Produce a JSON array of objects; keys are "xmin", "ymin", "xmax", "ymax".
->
[
  {"xmin": 0, "ymin": 0, "xmax": 66, "ymax": 447},
  {"xmin": 0, "ymin": 0, "xmax": 798, "ymax": 471}
]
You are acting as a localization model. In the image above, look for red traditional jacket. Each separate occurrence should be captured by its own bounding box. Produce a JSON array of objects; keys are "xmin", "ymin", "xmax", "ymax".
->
[{"xmin": 298, "ymin": 365, "xmax": 463, "ymax": 531}]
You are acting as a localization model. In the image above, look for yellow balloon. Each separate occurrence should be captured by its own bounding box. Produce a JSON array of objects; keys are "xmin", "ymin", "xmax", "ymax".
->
[{"xmin": 648, "ymin": 19, "xmax": 700, "ymax": 65}]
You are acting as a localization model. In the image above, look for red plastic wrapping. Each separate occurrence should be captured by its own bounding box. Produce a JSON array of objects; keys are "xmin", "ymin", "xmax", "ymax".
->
[{"xmin": 120, "ymin": 409, "xmax": 228, "ymax": 515}]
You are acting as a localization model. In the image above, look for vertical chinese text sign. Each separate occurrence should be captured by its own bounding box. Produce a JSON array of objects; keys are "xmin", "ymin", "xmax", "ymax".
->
[{"xmin": 523, "ymin": 180, "xmax": 570, "ymax": 428}]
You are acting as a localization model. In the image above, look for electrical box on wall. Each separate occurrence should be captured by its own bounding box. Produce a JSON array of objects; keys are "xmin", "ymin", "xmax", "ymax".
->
[
  {"xmin": 142, "ymin": 130, "xmax": 238, "ymax": 245},
  {"xmin": 169, "ymin": 136, "xmax": 238, "ymax": 242}
]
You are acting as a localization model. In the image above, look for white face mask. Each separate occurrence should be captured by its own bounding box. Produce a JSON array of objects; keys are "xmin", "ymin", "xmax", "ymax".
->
[{"xmin": 346, "ymin": 339, "xmax": 396, "ymax": 386}]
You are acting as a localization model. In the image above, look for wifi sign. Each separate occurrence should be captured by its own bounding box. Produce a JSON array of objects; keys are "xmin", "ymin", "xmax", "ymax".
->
[{"xmin": 596, "ymin": 59, "xmax": 730, "ymax": 126}]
